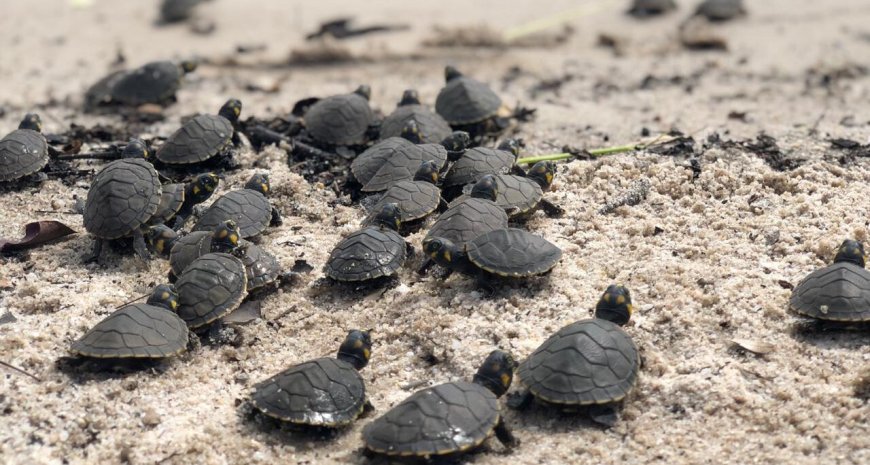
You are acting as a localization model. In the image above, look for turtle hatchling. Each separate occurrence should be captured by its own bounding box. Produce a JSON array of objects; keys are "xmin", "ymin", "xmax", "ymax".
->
[
  {"xmin": 251, "ymin": 330, "xmax": 373, "ymax": 428},
  {"xmin": 363, "ymin": 350, "xmax": 519, "ymax": 459},
  {"xmin": 789, "ymin": 239, "xmax": 870, "ymax": 324},
  {"xmin": 424, "ymin": 175, "xmax": 509, "ymax": 253},
  {"xmin": 193, "ymin": 173, "xmax": 282, "ymax": 238},
  {"xmin": 453, "ymin": 160, "xmax": 564, "ymax": 221},
  {"xmin": 70, "ymin": 284, "xmax": 189, "ymax": 360},
  {"xmin": 324, "ymin": 203, "xmax": 410, "ymax": 285},
  {"xmin": 0, "ymin": 114, "xmax": 49, "ymax": 183},
  {"xmin": 88, "ymin": 60, "xmax": 197, "ymax": 108},
  {"xmin": 695, "ymin": 0, "xmax": 746, "ymax": 21},
  {"xmin": 362, "ymin": 160, "xmax": 446, "ymax": 234},
  {"xmin": 628, "ymin": 0, "xmax": 677, "ymax": 17},
  {"xmin": 510, "ymin": 285, "xmax": 640, "ymax": 426},
  {"xmin": 151, "ymin": 172, "xmax": 220, "ymax": 229},
  {"xmin": 435, "ymin": 66, "xmax": 516, "ymax": 141},
  {"xmin": 441, "ymin": 139, "xmax": 521, "ymax": 200},
  {"xmin": 303, "ymin": 85, "xmax": 375, "ymax": 147},
  {"xmin": 175, "ymin": 252, "xmax": 248, "ymax": 329},
  {"xmin": 379, "ymin": 89, "xmax": 452, "ymax": 143},
  {"xmin": 156, "ymin": 98, "xmax": 241, "ymax": 169}
]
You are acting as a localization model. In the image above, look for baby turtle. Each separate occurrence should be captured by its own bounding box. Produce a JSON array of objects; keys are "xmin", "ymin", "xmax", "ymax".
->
[
  {"xmin": 424, "ymin": 176, "xmax": 509, "ymax": 248},
  {"xmin": 156, "ymin": 98, "xmax": 241, "ymax": 169},
  {"xmin": 453, "ymin": 161, "xmax": 563, "ymax": 221},
  {"xmin": 251, "ymin": 330, "xmax": 373, "ymax": 428},
  {"xmin": 363, "ymin": 350, "xmax": 518, "ymax": 459},
  {"xmin": 441, "ymin": 139, "xmax": 521, "ymax": 200},
  {"xmin": 362, "ymin": 160, "xmax": 446, "ymax": 234},
  {"xmin": 379, "ymin": 89, "xmax": 452, "ymax": 143},
  {"xmin": 695, "ymin": 0, "xmax": 746, "ymax": 21},
  {"xmin": 510, "ymin": 285, "xmax": 640, "ymax": 426},
  {"xmin": 0, "ymin": 114, "xmax": 49, "ymax": 182},
  {"xmin": 324, "ymin": 203, "xmax": 410, "ymax": 285},
  {"xmin": 83, "ymin": 140, "xmax": 162, "ymax": 261},
  {"xmin": 435, "ymin": 66, "xmax": 509, "ymax": 140},
  {"xmin": 303, "ymin": 85, "xmax": 375, "ymax": 147},
  {"xmin": 84, "ymin": 70, "xmax": 128, "ymax": 110},
  {"xmin": 148, "ymin": 172, "xmax": 220, "ymax": 228},
  {"xmin": 160, "ymin": 0, "xmax": 205, "ymax": 23},
  {"xmin": 789, "ymin": 240, "xmax": 870, "ymax": 323},
  {"xmin": 70, "ymin": 284, "xmax": 189, "ymax": 360},
  {"xmin": 145, "ymin": 224, "xmax": 179, "ymax": 258},
  {"xmin": 628, "ymin": 0, "xmax": 677, "ymax": 17},
  {"xmin": 86, "ymin": 61, "xmax": 197, "ymax": 109},
  {"xmin": 193, "ymin": 173, "xmax": 282, "ymax": 238},
  {"xmin": 424, "ymin": 228, "xmax": 561, "ymax": 285},
  {"xmin": 175, "ymin": 252, "xmax": 248, "ymax": 329}
]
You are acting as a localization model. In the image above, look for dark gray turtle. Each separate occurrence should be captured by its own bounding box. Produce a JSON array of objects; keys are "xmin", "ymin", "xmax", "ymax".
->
[
  {"xmin": 0, "ymin": 114, "xmax": 49, "ymax": 182},
  {"xmin": 424, "ymin": 176, "xmax": 509, "ymax": 249},
  {"xmin": 109, "ymin": 60, "xmax": 197, "ymax": 106},
  {"xmin": 363, "ymin": 350, "xmax": 518, "ymax": 459},
  {"xmin": 695, "ymin": 0, "xmax": 746, "ymax": 21},
  {"xmin": 175, "ymin": 252, "xmax": 248, "ymax": 329},
  {"xmin": 324, "ymin": 203, "xmax": 409, "ymax": 284},
  {"xmin": 304, "ymin": 85, "xmax": 375, "ymax": 147},
  {"xmin": 84, "ymin": 70, "xmax": 128, "ymax": 110},
  {"xmin": 789, "ymin": 240, "xmax": 870, "ymax": 323},
  {"xmin": 145, "ymin": 224, "xmax": 180, "ymax": 258},
  {"xmin": 156, "ymin": 98, "xmax": 240, "ymax": 167},
  {"xmin": 628, "ymin": 0, "xmax": 677, "ymax": 17},
  {"xmin": 83, "ymin": 141, "xmax": 162, "ymax": 261},
  {"xmin": 160, "ymin": 0, "xmax": 205, "ymax": 23},
  {"xmin": 452, "ymin": 161, "xmax": 563, "ymax": 220},
  {"xmin": 350, "ymin": 137, "xmax": 418, "ymax": 188},
  {"xmin": 510, "ymin": 285, "xmax": 640, "ymax": 427},
  {"xmin": 166, "ymin": 230, "xmax": 212, "ymax": 276},
  {"xmin": 363, "ymin": 160, "xmax": 445, "ymax": 234},
  {"xmin": 70, "ymin": 284, "xmax": 189, "ymax": 360},
  {"xmin": 148, "ymin": 173, "xmax": 220, "ymax": 228},
  {"xmin": 441, "ymin": 139, "xmax": 520, "ymax": 200},
  {"xmin": 435, "ymin": 66, "xmax": 502, "ymax": 126},
  {"xmin": 193, "ymin": 173, "xmax": 282, "ymax": 238},
  {"xmin": 379, "ymin": 89, "xmax": 452, "ymax": 143},
  {"xmin": 424, "ymin": 228, "xmax": 561, "ymax": 284},
  {"xmin": 251, "ymin": 330, "xmax": 373, "ymax": 427}
]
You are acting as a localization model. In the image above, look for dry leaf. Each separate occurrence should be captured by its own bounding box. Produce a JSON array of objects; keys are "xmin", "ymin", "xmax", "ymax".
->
[
  {"xmin": 0, "ymin": 221, "xmax": 76, "ymax": 254},
  {"xmin": 731, "ymin": 338, "xmax": 774, "ymax": 355},
  {"xmin": 222, "ymin": 301, "xmax": 262, "ymax": 325}
]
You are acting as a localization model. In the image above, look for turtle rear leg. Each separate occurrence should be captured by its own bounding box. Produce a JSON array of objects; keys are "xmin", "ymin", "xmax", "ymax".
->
[
  {"xmin": 132, "ymin": 229, "xmax": 151, "ymax": 260},
  {"xmin": 588, "ymin": 404, "xmax": 618, "ymax": 428},
  {"xmin": 84, "ymin": 238, "xmax": 104, "ymax": 263},
  {"xmin": 493, "ymin": 417, "xmax": 519, "ymax": 449},
  {"xmin": 417, "ymin": 257, "xmax": 434, "ymax": 275},
  {"xmin": 540, "ymin": 199, "xmax": 565, "ymax": 218},
  {"xmin": 270, "ymin": 206, "xmax": 283, "ymax": 226},
  {"xmin": 506, "ymin": 389, "xmax": 533, "ymax": 410}
]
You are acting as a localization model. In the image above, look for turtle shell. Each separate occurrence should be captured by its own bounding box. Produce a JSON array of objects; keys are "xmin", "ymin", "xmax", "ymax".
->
[
  {"xmin": 156, "ymin": 114, "xmax": 234, "ymax": 165},
  {"xmin": 325, "ymin": 227, "xmax": 406, "ymax": 282},
  {"xmin": 0, "ymin": 129, "xmax": 49, "ymax": 181},
  {"xmin": 351, "ymin": 137, "xmax": 418, "ymax": 186},
  {"xmin": 789, "ymin": 262, "xmax": 870, "ymax": 322},
  {"xmin": 84, "ymin": 159, "xmax": 161, "ymax": 239},
  {"xmin": 169, "ymin": 231, "xmax": 213, "ymax": 277},
  {"xmin": 161, "ymin": 0, "xmax": 201, "ymax": 22},
  {"xmin": 425, "ymin": 198, "xmax": 508, "ymax": 247},
  {"xmin": 193, "ymin": 189, "xmax": 272, "ymax": 238},
  {"xmin": 147, "ymin": 183, "xmax": 185, "ymax": 226},
  {"xmin": 363, "ymin": 381, "xmax": 499, "ymax": 457},
  {"xmin": 696, "ymin": 0, "xmax": 745, "ymax": 21},
  {"xmin": 435, "ymin": 76, "xmax": 502, "ymax": 125},
  {"xmin": 517, "ymin": 319, "xmax": 640, "ymax": 405},
  {"xmin": 70, "ymin": 303, "xmax": 188, "ymax": 359},
  {"xmin": 467, "ymin": 229, "xmax": 561, "ymax": 277},
  {"xmin": 443, "ymin": 147, "xmax": 515, "ymax": 189},
  {"xmin": 452, "ymin": 174, "xmax": 543, "ymax": 219},
  {"xmin": 305, "ymin": 93, "xmax": 374, "ymax": 145},
  {"xmin": 111, "ymin": 61, "xmax": 184, "ymax": 105},
  {"xmin": 84, "ymin": 69, "xmax": 127, "ymax": 110},
  {"xmin": 252, "ymin": 357, "xmax": 366, "ymax": 426},
  {"xmin": 628, "ymin": 0, "xmax": 677, "ymax": 15},
  {"xmin": 380, "ymin": 105, "xmax": 452, "ymax": 144},
  {"xmin": 239, "ymin": 242, "xmax": 281, "ymax": 290},
  {"xmin": 361, "ymin": 146, "xmax": 448, "ymax": 193},
  {"xmin": 176, "ymin": 253, "xmax": 247, "ymax": 328},
  {"xmin": 367, "ymin": 180, "xmax": 441, "ymax": 223}
]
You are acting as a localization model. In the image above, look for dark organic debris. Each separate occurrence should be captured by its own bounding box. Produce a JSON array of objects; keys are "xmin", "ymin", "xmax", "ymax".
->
[
  {"xmin": 0, "ymin": 311, "xmax": 16, "ymax": 325},
  {"xmin": 828, "ymin": 138, "xmax": 870, "ymax": 164},
  {"xmin": 305, "ymin": 18, "xmax": 409, "ymax": 41},
  {"xmin": 646, "ymin": 133, "xmax": 696, "ymax": 157},
  {"xmin": 0, "ymin": 221, "xmax": 76, "ymax": 255},
  {"xmin": 289, "ymin": 40, "xmax": 356, "ymax": 65},
  {"xmin": 529, "ymin": 74, "xmax": 575, "ymax": 98},
  {"xmin": 291, "ymin": 259, "xmax": 314, "ymax": 274},
  {"xmin": 679, "ymin": 17, "xmax": 728, "ymax": 51},
  {"xmin": 599, "ymin": 179, "xmax": 651, "ymax": 215},
  {"xmin": 716, "ymin": 134, "xmax": 802, "ymax": 171}
]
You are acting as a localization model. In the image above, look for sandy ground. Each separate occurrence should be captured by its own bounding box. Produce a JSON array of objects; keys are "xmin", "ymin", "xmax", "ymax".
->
[{"xmin": 1, "ymin": 0, "xmax": 870, "ymax": 464}]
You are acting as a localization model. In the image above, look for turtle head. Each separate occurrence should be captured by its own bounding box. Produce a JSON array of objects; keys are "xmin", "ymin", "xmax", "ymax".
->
[
  {"xmin": 472, "ymin": 350, "xmax": 516, "ymax": 397},
  {"xmin": 497, "ymin": 139, "xmax": 522, "ymax": 157},
  {"xmin": 400, "ymin": 120, "xmax": 422, "ymax": 144},
  {"xmin": 372, "ymin": 203, "xmax": 402, "ymax": 232},
  {"xmin": 833, "ymin": 239, "xmax": 866, "ymax": 268},
  {"xmin": 19, "ymin": 113, "xmax": 42, "ymax": 132},
  {"xmin": 147, "ymin": 284, "xmax": 179, "ymax": 312},
  {"xmin": 244, "ymin": 173, "xmax": 271, "ymax": 196},
  {"xmin": 470, "ymin": 175, "xmax": 499, "ymax": 202},
  {"xmin": 187, "ymin": 172, "xmax": 220, "ymax": 203},
  {"xmin": 218, "ymin": 98, "xmax": 243, "ymax": 123},
  {"xmin": 595, "ymin": 284, "xmax": 633, "ymax": 326},
  {"xmin": 179, "ymin": 60, "xmax": 198, "ymax": 74},
  {"xmin": 354, "ymin": 85, "xmax": 372, "ymax": 100},
  {"xmin": 527, "ymin": 161, "xmax": 556, "ymax": 190},
  {"xmin": 336, "ymin": 329, "xmax": 373, "ymax": 370},
  {"xmin": 122, "ymin": 138, "xmax": 150, "ymax": 160},
  {"xmin": 145, "ymin": 224, "xmax": 178, "ymax": 257},
  {"xmin": 398, "ymin": 89, "xmax": 420, "ymax": 106},
  {"xmin": 211, "ymin": 220, "xmax": 241, "ymax": 253},
  {"xmin": 413, "ymin": 160, "xmax": 440, "ymax": 184},
  {"xmin": 445, "ymin": 66, "xmax": 463, "ymax": 82},
  {"xmin": 423, "ymin": 236, "xmax": 461, "ymax": 269},
  {"xmin": 440, "ymin": 131, "xmax": 470, "ymax": 154}
]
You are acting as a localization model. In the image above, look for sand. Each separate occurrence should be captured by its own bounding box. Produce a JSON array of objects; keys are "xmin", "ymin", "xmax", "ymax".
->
[{"xmin": 1, "ymin": 0, "xmax": 869, "ymax": 464}]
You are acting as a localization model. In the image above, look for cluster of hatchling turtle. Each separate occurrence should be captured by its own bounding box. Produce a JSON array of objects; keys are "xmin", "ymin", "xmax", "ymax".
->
[{"xmin": 2, "ymin": 26, "xmax": 869, "ymax": 460}]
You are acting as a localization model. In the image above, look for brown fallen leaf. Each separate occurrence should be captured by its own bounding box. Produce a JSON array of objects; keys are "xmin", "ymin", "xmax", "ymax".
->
[
  {"xmin": 731, "ymin": 338, "xmax": 774, "ymax": 355},
  {"xmin": 222, "ymin": 301, "xmax": 262, "ymax": 325},
  {"xmin": 0, "ymin": 221, "xmax": 76, "ymax": 254}
]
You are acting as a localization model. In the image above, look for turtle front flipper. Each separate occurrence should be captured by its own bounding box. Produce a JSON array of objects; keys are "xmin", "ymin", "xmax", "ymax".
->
[
  {"xmin": 493, "ymin": 416, "xmax": 519, "ymax": 449},
  {"xmin": 540, "ymin": 199, "xmax": 565, "ymax": 218},
  {"xmin": 132, "ymin": 229, "xmax": 152, "ymax": 260},
  {"xmin": 269, "ymin": 206, "xmax": 283, "ymax": 226},
  {"xmin": 588, "ymin": 404, "xmax": 619, "ymax": 428},
  {"xmin": 506, "ymin": 390, "xmax": 533, "ymax": 410},
  {"xmin": 84, "ymin": 239, "xmax": 104, "ymax": 263}
]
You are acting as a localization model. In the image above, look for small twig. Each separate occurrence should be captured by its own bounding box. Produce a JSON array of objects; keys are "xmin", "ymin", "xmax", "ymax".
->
[
  {"xmin": 114, "ymin": 293, "xmax": 149, "ymax": 310},
  {"xmin": 400, "ymin": 380, "xmax": 430, "ymax": 391},
  {"xmin": 0, "ymin": 360, "xmax": 42, "ymax": 382},
  {"xmin": 34, "ymin": 210, "xmax": 79, "ymax": 215},
  {"xmin": 598, "ymin": 178, "xmax": 651, "ymax": 214},
  {"xmin": 502, "ymin": 0, "xmax": 616, "ymax": 42},
  {"xmin": 516, "ymin": 135, "xmax": 679, "ymax": 165}
]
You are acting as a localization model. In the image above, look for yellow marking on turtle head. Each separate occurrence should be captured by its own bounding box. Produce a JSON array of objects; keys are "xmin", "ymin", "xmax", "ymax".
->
[
  {"xmin": 193, "ymin": 186, "xmax": 201, "ymax": 195},
  {"xmin": 229, "ymin": 234, "xmax": 239, "ymax": 245},
  {"xmin": 161, "ymin": 291, "xmax": 170, "ymax": 300},
  {"xmin": 616, "ymin": 295, "xmax": 625, "ymax": 305},
  {"xmin": 353, "ymin": 339, "xmax": 363, "ymax": 349},
  {"xmin": 363, "ymin": 348, "xmax": 371, "ymax": 360},
  {"xmin": 500, "ymin": 373, "xmax": 511, "ymax": 388},
  {"xmin": 218, "ymin": 229, "xmax": 228, "ymax": 238}
]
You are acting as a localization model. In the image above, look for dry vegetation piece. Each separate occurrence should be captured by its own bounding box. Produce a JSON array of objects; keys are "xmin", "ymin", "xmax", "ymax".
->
[
  {"xmin": 222, "ymin": 301, "xmax": 262, "ymax": 325},
  {"xmin": 305, "ymin": 18, "xmax": 409, "ymax": 41},
  {"xmin": 730, "ymin": 338, "xmax": 775, "ymax": 355},
  {"xmin": 597, "ymin": 33, "xmax": 627, "ymax": 56},
  {"xmin": 0, "ymin": 221, "xmax": 76, "ymax": 254},
  {"xmin": 422, "ymin": 24, "xmax": 573, "ymax": 48},
  {"xmin": 679, "ymin": 17, "xmax": 728, "ymax": 51},
  {"xmin": 288, "ymin": 39, "xmax": 357, "ymax": 65},
  {"xmin": 599, "ymin": 178, "xmax": 651, "ymax": 214}
]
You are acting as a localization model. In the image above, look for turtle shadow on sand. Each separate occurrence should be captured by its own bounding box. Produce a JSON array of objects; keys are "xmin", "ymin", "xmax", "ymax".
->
[
  {"xmin": 788, "ymin": 320, "xmax": 870, "ymax": 349},
  {"xmin": 237, "ymin": 401, "xmax": 358, "ymax": 450},
  {"xmin": 54, "ymin": 355, "xmax": 175, "ymax": 382}
]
